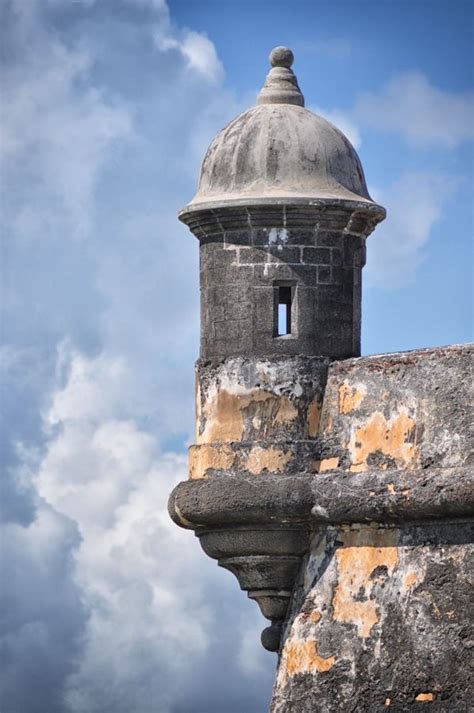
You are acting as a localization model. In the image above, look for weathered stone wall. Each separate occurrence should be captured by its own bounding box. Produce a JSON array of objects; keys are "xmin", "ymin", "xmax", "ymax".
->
[
  {"xmin": 316, "ymin": 344, "xmax": 471, "ymax": 474},
  {"xmin": 170, "ymin": 341, "xmax": 472, "ymax": 711},
  {"xmin": 271, "ymin": 344, "xmax": 473, "ymax": 712},
  {"xmin": 272, "ymin": 521, "xmax": 472, "ymax": 712},
  {"xmin": 189, "ymin": 355, "xmax": 329, "ymax": 479}
]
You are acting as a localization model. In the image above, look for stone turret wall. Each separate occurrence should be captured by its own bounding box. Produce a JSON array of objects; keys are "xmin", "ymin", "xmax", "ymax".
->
[
  {"xmin": 189, "ymin": 355, "xmax": 330, "ymax": 480},
  {"xmin": 192, "ymin": 204, "xmax": 375, "ymax": 360}
]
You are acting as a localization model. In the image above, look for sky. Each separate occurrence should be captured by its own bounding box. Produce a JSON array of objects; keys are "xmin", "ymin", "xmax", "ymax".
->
[{"xmin": 1, "ymin": 1, "xmax": 473, "ymax": 712}]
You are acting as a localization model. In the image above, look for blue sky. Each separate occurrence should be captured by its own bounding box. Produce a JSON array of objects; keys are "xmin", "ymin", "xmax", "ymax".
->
[{"xmin": 1, "ymin": 1, "xmax": 473, "ymax": 712}]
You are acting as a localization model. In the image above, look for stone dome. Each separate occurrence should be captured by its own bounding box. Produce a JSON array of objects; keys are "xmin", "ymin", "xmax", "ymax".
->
[{"xmin": 181, "ymin": 47, "xmax": 380, "ymax": 215}]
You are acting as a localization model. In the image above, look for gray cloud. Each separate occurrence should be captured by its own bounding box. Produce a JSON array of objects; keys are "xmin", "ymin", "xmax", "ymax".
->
[
  {"xmin": 1, "ymin": 504, "xmax": 87, "ymax": 713},
  {"xmin": 1, "ymin": 2, "xmax": 273, "ymax": 711}
]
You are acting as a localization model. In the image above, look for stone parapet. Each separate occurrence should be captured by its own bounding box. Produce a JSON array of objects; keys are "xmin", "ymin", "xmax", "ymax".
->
[
  {"xmin": 317, "ymin": 343, "xmax": 472, "ymax": 473},
  {"xmin": 169, "ymin": 466, "xmax": 474, "ymax": 530},
  {"xmin": 191, "ymin": 355, "xmax": 329, "ymax": 478},
  {"xmin": 170, "ymin": 344, "xmax": 473, "ymax": 669}
]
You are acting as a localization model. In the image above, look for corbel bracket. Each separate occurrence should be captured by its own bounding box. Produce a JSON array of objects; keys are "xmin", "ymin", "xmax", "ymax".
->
[{"xmin": 168, "ymin": 467, "xmax": 473, "ymax": 652}]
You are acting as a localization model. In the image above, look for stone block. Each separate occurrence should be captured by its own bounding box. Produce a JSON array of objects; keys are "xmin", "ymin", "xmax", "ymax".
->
[
  {"xmin": 238, "ymin": 246, "xmax": 267, "ymax": 264},
  {"xmin": 331, "ymin": 266, "xmax": 344, "ymax": 284},
  {"xmin": 200, "ymin": 242, "xmax": 238, "ymax": 268},
  {"xmin": 206, "ymin": 265, "xmax": 254, "ymax": 287},
  {"xmin": 317, "ymin": 266, "xmax": 332, "ymax": 283},
  {"xmin": 200, "ymin": 234, "xmax": 224, "ymax": 246},
  {"xmin": 303, "ymin": 247, "xmax": 331, "ymax": 265},
  {"xmin": 331, "ymin": 248, "xmax": 342, "ymax": 266},
  {"xmin": 225, "ymin": 300, "xmax": 253, "ymax": 321},
  {"xmin": 315, "ymin": 231, "xmax": 343, "ymax": 249},
  {"xmin": 224, "ymin": 229, "xmax": 252, "ymax": 246},
  {"xmin": 254, "ymin": 263, "xmax": 317, "ymax": 286},
  {"xmin": 285, "ymin": 229, "xmax": 315, "ymax": 246},
  {"xmin": 267, "ymin": 246, "xmax": 302, "ymax": 263}
]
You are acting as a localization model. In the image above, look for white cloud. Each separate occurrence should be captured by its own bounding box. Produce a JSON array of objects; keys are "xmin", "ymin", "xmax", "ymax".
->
[
  {"xmin": 32, "ymin": 346, "xmax": 272, "ymax": 712},
  {"xmin": 154, "ymin": 29, "xmax": 224, "ymax": 84},
  {"xmin": 365, "ymin": 172, "xmax": 458, "ymax": 288},
  {"xmin": 355, "ymin": 72, "xmax": 474, "ymax": 148},
  {"xmin": 13, "ymin": 347, "xmax": 206, "ymax": 712},
  {"xmin": 180, "ymin": 31, "xmax": 224, "ymax": 83},
  {"xmin": 2, "ymin": 2, "xmax": 273, "ymax": 712},
  {"xmin": 127, "ymin": 0, "xmax": 224, "ymax": 83},
  {"xmin": 313, "ymin": 70, "xmax": 474, "ymax": 153},
  {"xmin": 312, "ymin": 72, "xmax": 472, "ymax": 289},
  {"xmin": 2, "ymin": 27, "xmax": 133, "ymax": 240}
]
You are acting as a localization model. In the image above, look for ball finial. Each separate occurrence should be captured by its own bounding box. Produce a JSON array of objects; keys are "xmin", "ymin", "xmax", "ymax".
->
[
  {"xmin": 257, "ymin": 46, "xmax": 303, "ymax": 106},
  {"xmin": 269, "ymin": 46, "xmax": 294, "ymax": 69}
]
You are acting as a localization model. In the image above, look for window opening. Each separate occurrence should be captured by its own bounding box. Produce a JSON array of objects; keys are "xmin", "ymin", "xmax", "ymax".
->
[{"xmin": 277, "ymin": 285, "xmax": 292, "ymax": 336}]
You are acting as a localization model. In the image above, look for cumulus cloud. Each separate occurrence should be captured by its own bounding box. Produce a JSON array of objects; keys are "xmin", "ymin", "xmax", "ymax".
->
[
  {"xmin": 314, "ymin": 70, "xmax": 474, "ymax": 155},
  {"xmin": 33, "ymin": 348, "xmax": 210, "ymax": 712},
  {"xmin": 2, "ymin": 8, "xmax": 133, "ymax": 240},
  {"xmin": 155, "ymin": 29, "xmax": 224, "ymax": 84},
  {"xmin": 1, "ymin": 2, "xmax": 272, "ymax": 712},
  {"xmin": 125, "ymin": 0, "xmax": 220, "ymax": 89},
  {"xmin": 365, "ymin": 172, "xmax": 458, "ymax": 288},
  {"xmin": 1, "ymin": 505, "xmax": 86, "ymax": 713},
  {"xmin": 313, "ymin": 71, "xmax": 471, "ymax": 288},
  {"xmin": 355, "ymin": 72, "xmax": 474, "ymax": 148},
  {"xmin": 151, "ymin": 0, "xmax": 224, "ymax": 85},
  {"xmin": 12, "ymin": 344, "xmax": 272, "ymax": 713}
]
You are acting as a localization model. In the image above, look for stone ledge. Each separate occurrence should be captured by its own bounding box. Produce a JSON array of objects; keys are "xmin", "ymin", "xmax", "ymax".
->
[
  {"xmin": 179, "ymin": 200, "xmax": 385, "ymax": 239},
  {"xmin": 169, "ymin": 465, "xmax": 473, "ymax": 652},
  {"xmin": 169, "ymin": 466, "xmax": 474, "ymax": 530},
  {"xmin": 327, "ymin": 341, "xmax": 472, "ymax": 372}
]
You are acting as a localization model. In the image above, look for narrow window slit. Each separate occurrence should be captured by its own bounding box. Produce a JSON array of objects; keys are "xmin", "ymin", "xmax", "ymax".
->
[{"xmin": 277, "ymin": 286, "xmax": 292, "ymax": 335}]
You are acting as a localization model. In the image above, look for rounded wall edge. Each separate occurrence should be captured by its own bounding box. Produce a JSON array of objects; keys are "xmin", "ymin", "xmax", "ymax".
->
[
  {"xmin": 168, "ymin": 466, "xmax": 474, "ymax": 531},
  {"xmin": 178, "ymin": 197, "xmax": 386, "ymax": 236}
]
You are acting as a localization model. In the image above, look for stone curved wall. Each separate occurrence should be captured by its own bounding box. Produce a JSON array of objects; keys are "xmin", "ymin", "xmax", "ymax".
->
[
  {"xmin": 192, "ymin": 204, "xmax": 374, "ymax": 359},
  {"xmin": 190, "ymin": 355, "xmax": 329, "ymax": 479}
]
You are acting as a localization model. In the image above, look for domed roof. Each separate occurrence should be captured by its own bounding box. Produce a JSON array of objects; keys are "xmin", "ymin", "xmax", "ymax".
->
[{"xmin": 181, "ymin": 47, "xmax": 382, "ymax": 216}]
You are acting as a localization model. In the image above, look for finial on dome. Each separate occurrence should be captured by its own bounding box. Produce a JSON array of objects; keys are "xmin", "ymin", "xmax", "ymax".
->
[
  {"xmin": 269, "ymin": 46, "xmax": 294, "ymax": 68},
  {"xmin": 257, "ymin": 46, "xmax": 304, "ymax": 107}
]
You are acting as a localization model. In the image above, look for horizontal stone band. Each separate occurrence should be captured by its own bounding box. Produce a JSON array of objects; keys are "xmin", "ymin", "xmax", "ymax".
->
[{"xmin": 169, "ymin": 466, "xmax": 474, "ymax": 530}]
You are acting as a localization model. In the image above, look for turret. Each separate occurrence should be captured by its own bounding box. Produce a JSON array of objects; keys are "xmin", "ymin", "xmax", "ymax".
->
[
  {"xmin": 170, "ymin": 47, "xmax": 385, "ymax": 651},
  {"xmin": 180, "ymin": 46, "xmax": 384, "ymax": 362}
]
